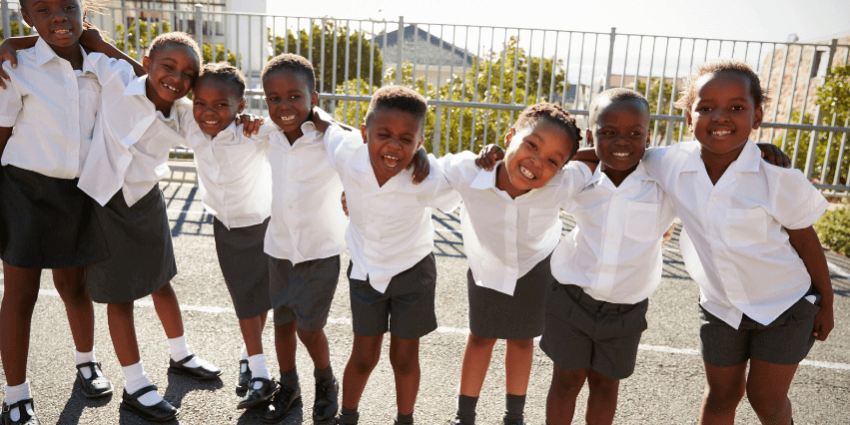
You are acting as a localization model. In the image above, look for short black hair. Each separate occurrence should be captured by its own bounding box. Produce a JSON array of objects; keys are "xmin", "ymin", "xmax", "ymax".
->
[
  {"xmin": 262, "ymin": 53, "xmax": 316, "ymax": 92},
  {"xmin": 197, "ymin": 62, "xmax": 246, "ymax": 98},
  {"xmin": 589, "ymin": 88, "xmax": 650, "ymax": 126},
  {"xmin": 22, "ymin": 0, "xmax": 105, "ymax": 14},
  {"xmin": 148, "ymin": 32, "xmax": 202, "ymax": 65},
  {"xmin": 674, "ymin": 59, "xmax": 770, "ymax": 112},
  {"xmin": 513, "ymin": 103, "xmax": 583, "ymax": 160},
  {"xmin": 363, "ymin": 86, "xmax": 428, "ymax": 135}
]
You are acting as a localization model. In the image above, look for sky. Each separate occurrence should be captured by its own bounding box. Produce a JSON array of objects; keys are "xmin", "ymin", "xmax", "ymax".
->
[{"xmin": 269, "ymin": 0, "xmax": 850, "ymax": 44}]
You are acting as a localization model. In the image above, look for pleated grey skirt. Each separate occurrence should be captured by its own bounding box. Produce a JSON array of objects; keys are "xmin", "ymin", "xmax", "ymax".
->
[
  {"xmin": 467, "ymin": 255, "xmax": 555, "ymax": 340},
  {"xmin": 0, "ymin": 165, "xmax": 108, "ymax": 269},
  {"xmin": 213, "ymin": 217, "xmax": 273, "ymax": 319},
  {"xmin": 85, "ymin": 187, "xmax": 177, "ymax": 304}
]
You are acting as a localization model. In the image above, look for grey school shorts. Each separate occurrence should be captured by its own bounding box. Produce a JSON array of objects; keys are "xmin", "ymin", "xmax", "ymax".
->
[
  {"xmin": 269, "ymin": 255, "xmax": 341, "ymax": 331},
  {"xmin": 699, "ymin": 289, "xmax": 819, "ymax": 368},
  {"xmin": 213, "ymin": 217, "xmax": 272, "ymax": 320},
  {"xmin": 348, "ymin": 253, "xmax": 438, "ymax": 340},
  {"xmin": 540, "ymin": 283, "xmax": 649, "ymax": 381}
]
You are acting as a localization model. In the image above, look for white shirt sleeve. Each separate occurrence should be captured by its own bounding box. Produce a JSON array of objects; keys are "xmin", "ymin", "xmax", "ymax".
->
[
  {"xmin": 640, "ymin": 146, "xmax": 674, "ymax": 190},
  {"xmin": 767, "ymin": 166, "xmax": 829, "ymax": 229},
  {"xmin": 423, "ymin": 155, "xmax": 462, "ymax": 212},
  {"xmin": 88, "ymin": 54, "xmax": 137, "ymax": 88},
  {"xmin": 438, "ymin": 151, "xmax": 478, "ymax": 188},
  {"xmin": 323, "ymin": 126, "xmax": 362, "ymax": 172},
  {"xmin": 0, "ymin": 63, "xmax": 22, "ymax": 127},
  {"xmin": 550, "ymin": 161, "xmax": 592, "ymax": 209}
]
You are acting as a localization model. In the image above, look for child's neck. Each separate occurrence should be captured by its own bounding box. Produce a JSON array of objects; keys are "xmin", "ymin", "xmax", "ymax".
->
[
  {"xmin": 145, "ymin": 78, "xmax": 175, "ymax": 115},
  {"xmin": 46, "ymin": 40, "xmax": 84, "ymax": 71},
  {"xmin": 495, "ymin": 162, "xmax": 528, "ymax": 199},
  {"xmin": 699, "ymin": 142, "xmax": 748, "ymax": 185},
  {"xmin": 600, "ymin": 162, "xmax": 639, "ymax": 187}
]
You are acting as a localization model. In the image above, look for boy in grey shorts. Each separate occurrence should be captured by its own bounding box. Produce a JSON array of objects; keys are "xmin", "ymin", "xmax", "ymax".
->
[{"xmin": 540, "ymin": 89, "xmax": 676, "ymax": 425}]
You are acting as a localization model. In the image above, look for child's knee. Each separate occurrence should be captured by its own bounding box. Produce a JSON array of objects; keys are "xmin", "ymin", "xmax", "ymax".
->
[
  {"xmin": 53, "ymin": 275, "xmax": 88, "ymax": 302},
  {"xmin": 151, "ymin": 283, "xmax": 176, "ymax": 299},
  {"xmin": 390, "ymin": 352, "xmax": 419, "ymax": 376},
  {"xmin": 705, "ymin": 380, "xmax": 746, "ymax": 406},
  {"xmin": 295, "ymin": 327, "xmax": 324, "ymax": 346},
  {"xmin": 467, "ymin": 334, "xmax": 497, "ymax": 349},
  {"xmin": 551, "ymin": 368, "xmax": 587, "ymax": 397},
  {"xmin": 506, "ymin": 338, "xmax": 534, "ymax": 350},
  {"xmin": 587, "ymin": 372, "xmax": 620, "ymax": 398},
  {"xmin": 349, "ymin": 349, "xmax": 380, "ymax": 374},
  {"xmin": 2, "ymin": 284, "xmax": 39, "ymax": 312},
  {"xmin": 745, "ymin": 384, "xmax": 788, "ymax": 417}
]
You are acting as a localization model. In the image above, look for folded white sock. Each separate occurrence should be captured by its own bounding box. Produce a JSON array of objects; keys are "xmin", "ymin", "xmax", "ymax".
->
[
  {"xmin": 75, "ymin": 348, "xmax": 96, "ymax": 379},
  {"xmin": 122, "ymin": 362, "xmax": 163, "ymax": 407},
  {"xmin": 3, "ymin": 380, "xmax": 34, "ymax": 421},
  {"xmin": 167, "ymin": 335, "xmax": 200, "ymax": 367},
  {"xmin": 247, "ymin": 354, "xmax": 271, "ymax": 389}
]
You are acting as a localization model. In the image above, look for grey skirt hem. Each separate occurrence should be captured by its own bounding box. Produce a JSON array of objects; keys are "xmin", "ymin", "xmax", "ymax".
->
[{"xmin": 214, "ymin": 217, "xmax": 272, "ymax": 319}]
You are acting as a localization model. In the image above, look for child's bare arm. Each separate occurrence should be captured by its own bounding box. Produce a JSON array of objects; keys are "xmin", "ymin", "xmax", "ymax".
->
[
  {"xmin": 474, "ymin": 144, "xmax": 504, "ymax": 171},
  {"xmin": 79, "ymin": 28, "xmax": 145, "ymax": 77},
  {"xmin": 235, "ymin": 114, "xmax": 264, "ymax": 136},
  {"xmin": 756, "ymin": 143, "xmax": 791, "ymax": 168},
  {"xmin": 0, "ymin": 35, "xmax": 38, "ymax": 89},
  {"xmin": 311, "ymin": 106, "xmax": 355, "ymax": 133},
  {"xmin": 786, "ymin": 226, "xmax": 834, "ymax": 341},
  {"xmin": 0, "ymin": 127, "xmax": 12, "ymax": 158},
  {"xmin": 409, "ymin": 148, "xmax": 430, "ymax": 184}
]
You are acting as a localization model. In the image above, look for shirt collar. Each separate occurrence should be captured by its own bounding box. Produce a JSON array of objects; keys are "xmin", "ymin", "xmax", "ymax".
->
[
  {"xmin": 681, "ymin": 139, "xmax": 761, "ymax": 173},
  {"xmin": 35, "ymin": 37, "xmax": 90, "ymax": 69},
  {"xmin": 213, "ymin": 120, "xmax": 238, "ymax": 141},
  {"xmin": 124, "ymin": 75, "xmax": 149, "ymax": 96},
  {"xmin": 470, "ymin": 163, "xmax": 563, "ymax": 191}
]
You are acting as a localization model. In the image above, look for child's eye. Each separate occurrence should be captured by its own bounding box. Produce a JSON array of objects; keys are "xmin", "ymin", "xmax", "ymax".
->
[
  {"xmin": 732, "ymin": 105, "xmax": 745, "ymax": 111},
  {"xmin": 699, "ymin": 106, "xmax": 711, "ymax": 112},
  {"xmin": 549, "ymin": 158, "xmax": 559, "ymax": 166},
  {"xmin": 527, "ymin": 141, "xmax": 537, "ymax": 150},
  {"xmin": 268, "ymin": 97, "xmax": 279, "ymax": 102},
  {"xmin": 290, "ymin": 95, "xmax": 301, "ymax": 100}
]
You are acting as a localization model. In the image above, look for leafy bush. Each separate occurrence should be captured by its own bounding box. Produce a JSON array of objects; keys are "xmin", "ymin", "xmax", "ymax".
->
[{"xmin": 814, "ymin": 207, "xmax": 850, "ymax": 256}]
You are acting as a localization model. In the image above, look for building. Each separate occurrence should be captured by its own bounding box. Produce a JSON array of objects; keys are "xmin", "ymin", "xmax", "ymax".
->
[{"xmin": 372, "ymin": 25, "xmax": 474, "ymax": 88}]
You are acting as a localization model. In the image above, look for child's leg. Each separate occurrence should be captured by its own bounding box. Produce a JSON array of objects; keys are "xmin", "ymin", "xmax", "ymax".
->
[
  {"xmin": 546, "ymin": 365, "xmax": 588, "ymax": 425},
  {"xmin": 275, "ymin": 321, "xmax": 298, "ymax": 374},
  {"xmin": 239, "ymin": 311, "xmax": 267, "ymax": 357},
  {"xmin": 504, "ymin": 338, "xmax": 534, "ymax": 395},
  {"xmin": 459, "ymin": 333, "xmax": 498, "ymax": 396},
  {"xmin": 296, "ymin": 326, "xmax": 332, "ymax": 370},
  {"xmin": 585, "ymin": 368, "xmax": 620, "ymax": 425},
  {"xmin": 51, "ymin": 266, "xmax": 95, "ymax": 353},
  {"xmin": 150, "ymin": 283, "xmax": 184, "ymax": 339},
  {"xmin": 0, "ymin": 263, "xmax": 42, "ymax": 386},
  {"xmin": 389, "ymin": 335, "xmax": 420, "ymax": 416},
  {"xmin": 699, "ymin": 361, "xmax": 748, "ymax": 425},
  {"xmin": 341, "ymin": 334, "xmax": 383, "ymax": 410},
  {"xmin": 106, "ymin": 302, "xmax": 141, "ymax": 367},
  {"xmin": 745, "ymin": 358, "xmax": 798, "ymax": 425}
]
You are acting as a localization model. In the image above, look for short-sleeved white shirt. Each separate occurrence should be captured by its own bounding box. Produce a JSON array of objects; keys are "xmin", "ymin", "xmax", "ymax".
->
[
  {"xmin": 0, "ymin": 38, "xmax": 133, "ymax": 179},
  {"xmin": 78, "ymin": 75, "xmax": 193, "ymax": 207},
  {"xmin": 263, "ymin": 114, "xmax": 347, "ymax": 264},
  {"xmin": 442, "ymin": 152, "xmax": 592, "ymax": 296},
  {"xmin": 643, "ymin": 140, "xmax": 829, "ymax": 328},
  {"xmin": 551, "ymin": 162, "xmax": 677, "ymax": 304},
  {"xmin": 324, "ymin": 128, "xmax": 461, "ymax": 293},
  {"xmin": 185, "ymin": 120, "xmax": 273, "ymax": 229}
]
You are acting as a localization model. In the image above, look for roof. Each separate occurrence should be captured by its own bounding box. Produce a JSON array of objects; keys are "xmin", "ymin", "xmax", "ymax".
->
[{"xmin": 372, "ymin": 25, "xmax": 474, "ymax": 68}]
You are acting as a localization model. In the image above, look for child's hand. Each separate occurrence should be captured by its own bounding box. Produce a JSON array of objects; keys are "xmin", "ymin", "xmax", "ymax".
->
[
  {"xmin": 0, "ymin": 39, "xmax": 22, "ymax": 90},
  {"xmin": 409, "ymin": 148, "xmax": 430, "ymax": 184},
  {"xmin": 813, "ymin": 302, "xmax": 834, "ymax": 341},
  {"xmin": 475, "ymin": 144, "xmax": 505, "ymax": 171},
  {"xmin": 236, "ymin": 114, "xmax": 264, "ymax": 136},
  {"xmin": 661, "ymin": 223, "xmax": 675, "ymax": 245},
  {"xmin": 79, "ymin": 27, "xmax": 109, "ymax": 52},
  {"xmin": 312, "ymin": 107, "xmax": 332, "ymax": 133},
  {"xmin": 756, "ymin": 143, "xmax": 791, "ymax": 168},
  {"xmin": 341, "ymin": 191, "xmax": 349, "ymax": 217}
]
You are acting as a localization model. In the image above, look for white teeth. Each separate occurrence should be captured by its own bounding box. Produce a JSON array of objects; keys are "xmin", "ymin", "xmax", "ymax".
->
[
  {"xmin": 712, "ymin": 130, "xmax": 732, "ymax": 136},
  {"xmin": 519, "ymin": 166, "xmax": 535, "ymax": 179},
  {"xmin": 203, "ymin": 121, "xmax": 218, "ymax": 125},
  {"xmin": 55, "ymin": 30, "xmax": 70, "ymax": 34},
  {"xmin": 280, "ymin": 115, "xmax": 296, "ymax": 121},
  {"xmin": 163, "ymin": 83, "xmax": 178, "ymax": 92},
  {"xmin": 612, "ymin": 152, "xmax": 630, "ymax": 158},
  {"xmin": 382, "ymin": 155, "xmax": 400, "ymax": 168}
]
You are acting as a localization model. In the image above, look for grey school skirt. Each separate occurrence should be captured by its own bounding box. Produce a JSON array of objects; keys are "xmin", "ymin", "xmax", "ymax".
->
[
  {"xmin": 85, "ymin": 187, "xmax": 177, "ymax": 304},
  {"xmin": 467, "ymin": 255, "xmax": 555, "ymax": 340},
  {"xmin": 213, "ymin": 217, "xmax": 273, "ymax": 319},
  {"xmin": 0, "ymin": 165, "xmax": 109, "ymax": 269}
]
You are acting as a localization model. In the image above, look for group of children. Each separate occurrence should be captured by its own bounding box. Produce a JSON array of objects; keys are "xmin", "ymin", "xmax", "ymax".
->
[{"xmin": 0, "ymin": 1, "xmax": 835, "ymax": 425}]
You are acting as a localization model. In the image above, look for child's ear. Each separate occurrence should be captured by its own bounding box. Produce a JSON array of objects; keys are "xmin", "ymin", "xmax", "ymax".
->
[
  {"xmin": 19, "ymin": 8, "xmax": 33, "ymax": 27},
  {"xmin": 142, "ymin": 56, "xmax": 152, "ymax": 74},
  {"xmin": 504, "ymin": 127, "xmax": 516, "ymax": 149},
  {"xmin": 237, "ymin": 98, "xmax": 246, "ymax": 114},
  {"xmin": 416, "ymin": 136, "xmax": 424, "ymax": 151},
  {"xmin": 360, "ymin": 124, "xmax": 368, "ymax": 144},
  {"xmin": 585, "ymin": 129, "xmax": 594, "ymax": 148},
  {"xmin": 685, "ymin": 111, "xmax": 694, "ymax": 132},
  {"xmin": 311, "ymin": 91, "xmax": 319, "ymax": 107},
  {"xmin": 645, "ymin": 129, "xmax": 652, "ymax": 148},
  {"xmin": 752, "ymin": 105, "xmax": 764, "ymax": 130}
]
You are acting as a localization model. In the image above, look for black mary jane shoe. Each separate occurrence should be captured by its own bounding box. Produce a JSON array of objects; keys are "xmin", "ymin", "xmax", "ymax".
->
[
  {"xmin": 237, "ymin": 377, "xmax": 278, "ymax": 410},
  {"xmin": 2, "ymin": 399, "xmax": 40, "ymax": 425},
  {"xmin": 119, "ymin": 385, "xmax": 178, "ymax": 422},
  {"xmin": 261, "ymin": 384, "xmax": 301, "ymax": 424},
  {"xmin": 167, "ymin": 354, "xmax": 222, "ymax": 381},
  {"xmin": 312, "ymin": 376, "xmax": 339, "ymax": 423},
  {"xmin": 76, "ymin": 361, "xmax": 113, "ymax": 398},
  {"xmin": 236, "ymin": 360, "xmax": 252, "ymax": 395}
]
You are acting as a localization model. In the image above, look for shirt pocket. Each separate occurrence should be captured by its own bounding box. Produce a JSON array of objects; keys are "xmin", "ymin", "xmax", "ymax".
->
[
  {"xmin": 723, "ymin": 207, "xmax": 768, "ymax": 247},
  {"xmin": 624, "ymin": 201, "xmax": 660, "ymax": 242}
]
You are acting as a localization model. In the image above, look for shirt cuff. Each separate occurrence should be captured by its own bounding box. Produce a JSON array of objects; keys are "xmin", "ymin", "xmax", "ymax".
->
[{"xmin": 0, "ymin": 115, "xmax": 17, "ymax": 127}]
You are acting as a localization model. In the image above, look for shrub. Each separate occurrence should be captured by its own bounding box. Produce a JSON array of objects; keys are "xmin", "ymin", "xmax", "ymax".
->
[{"xmin": 814, "ymin": 207, "xmax": 850, "ymax": 256}]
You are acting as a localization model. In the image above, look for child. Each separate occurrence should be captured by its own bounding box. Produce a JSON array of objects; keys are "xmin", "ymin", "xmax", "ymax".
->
[
  {"xmin": 318, "ymin": 86, "xmax": 458, "ymax": 425},
  {"xmin": 0, "ymin": 2, "xmax": 144, "ymax": 422},
  {"xmin": 641, "ymin": 59, "xmax": 834, "ymax": 425},
  {"xmin": 540, "ymin": 88, "xmax": 676, "ymax": 425},
  {"xmin": 184, "ymin": 62, "xmax": 276, "ymax": 408},
  {"xmin": 75, "ymin": 32, "xmax": 248, "ymax": 422},
  {"xmin": 445, "ymin": 103, "xmax": 592, "ymax": 425}
]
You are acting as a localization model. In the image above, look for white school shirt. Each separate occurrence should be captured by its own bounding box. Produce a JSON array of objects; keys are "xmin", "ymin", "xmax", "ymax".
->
[
  {"xmin": 323, "ymin": 128, "xmax": 461, "ymax": 293},
  {"xmin": 78, "ymin": 75, "xmax": 193, "ymax": 207},
  {"xmin": 550, "ymin": 162, "xmax": 677, "ymax": 304},
  {"xmin": 185, "ymin": 120, "xmax": 274, "ymax": 229},
  {"xmin": 643, "ymin": 140, "xmax": 829, "ymax": 328},
  {"xmin": 0, "ymin": 38, "xmax": 133, "ymax": 179},
  {"xmin": 442, "ymin": 152, "xmax": 593, "ymax": 296},
  {"xmin": 263, "ymin": 117, "xmax": 348, "ymax": 264}
]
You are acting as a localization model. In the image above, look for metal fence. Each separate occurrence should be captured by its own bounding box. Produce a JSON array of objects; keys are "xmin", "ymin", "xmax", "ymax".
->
[{"xmin": 2, "ymin": 1, "xmax": 849, "ymax": 194}]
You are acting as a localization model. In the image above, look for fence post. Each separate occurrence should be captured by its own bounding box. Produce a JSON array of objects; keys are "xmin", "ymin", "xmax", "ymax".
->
[
  {"xmin": 433, "ymin": 104, "xmax": 442, "ymax": 156},
  {"xmin": 396, "ymin": 16, "xmax": 404, "ymax": 86},
  {"xmin": 825, "ymin": 38, "xmax": 838, "ymax": 77},
  {"xmin": 604, "ymin": 27, "xmax": 616, "ymax": 91},
  {"xmin": 194, "ymin": 4, "xmax": 203, "ymax": 51},
  {"xmin": 1, "ymin": 0, "xmax": 9, "ymax": 41},
  {"xmin": 804, "ymin": 105, "xmax": 823, "ymax": 179}
]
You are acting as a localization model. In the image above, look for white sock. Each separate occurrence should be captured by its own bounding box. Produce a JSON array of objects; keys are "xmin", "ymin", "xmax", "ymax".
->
[
  {"xmin": 75, "ymin": 348, "xmax": 96, "ymax": 379},
  {"xmin": 122, "ymin": 362, "xmax": 164, "ymax": 407},
  {"xmin": 240, "ymin": 345, "xmax": 249, "ymax": 361},
  {"xmin": 4, "ymin": 380, "xmax": 34, "ymax": 422},
  {"xmin": 167, "ymin": 335, "xmax": 200, "ymax": 367},
  {"xmin": 247, "ymin": 354, "xmax": 270, "ymax": 389}
]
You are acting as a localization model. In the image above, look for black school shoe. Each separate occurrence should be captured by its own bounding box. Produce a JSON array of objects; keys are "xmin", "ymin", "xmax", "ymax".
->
[
  {"xmin": 237, "ymin": 378, "xmax": 278, "ymax": 410},
  {"xmin": 502, "ymin": 419, "xmax": 525, "ymax": 425},
  {"xmin": 236, "ymin": 360, "xmax": 251, "ymax": 395},
  {"xmin": 312, "ymin": 376, "xmax": 339, "ymax": 423},
  {"xmin": 336, "ymin": 409, "xmax": 359, "ymax": 425},
  {"xmin": 2, "ymin": 399, "xmax": 40, "ymax": 425},
  {"xmin": 119, "ymin": 385, "xmax": 178, "ymax": 422},
  {"xmin": 76, "ymin": 361, "xmax": 113, "ymax": 398},
  {"xmin": 261, "ymin": 384, "xmax": 301, "ymax": 423},
  {"xmin": 167, "ymin": 354, "xmax": 222, "ymax": 381},
  {"xmin": 448, "ymin": 416, "xmax": 474, "ymax": 425}
]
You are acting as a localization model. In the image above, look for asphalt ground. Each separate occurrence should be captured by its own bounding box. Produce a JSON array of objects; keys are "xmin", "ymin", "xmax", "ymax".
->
[{"xmin": 1, "ymin": 181, "xmax": 849, "ymax": 425}]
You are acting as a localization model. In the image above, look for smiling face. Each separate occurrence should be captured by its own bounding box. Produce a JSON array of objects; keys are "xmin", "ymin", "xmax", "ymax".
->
[
  {"xmin": 192, "ymin": 77, "xmax": 245, "ymax": 138},
  {"xmin": 498, "ymin": 119, "xmax": 575, "ymax": 197},
  {"xmin": 142, "ymin": 43, "xmax": 200, "ymax": 107},
  {"xmin": 263, "ymin": 70, "xmax": 318, "ymax": 142},
  {"xmin": 590, "ymin": 98, "xmax": 651, "ymax": 178},
  {"xmin": 687, "ymin": 71, "xmax": 763, "ymax": 156},
  {"xmin": 21, "ymin": 0, "xmax": 83, "ymax": 51},
  {"xmin": 361, "ymin": 107, "xmax": 424, "ymax": 187}
]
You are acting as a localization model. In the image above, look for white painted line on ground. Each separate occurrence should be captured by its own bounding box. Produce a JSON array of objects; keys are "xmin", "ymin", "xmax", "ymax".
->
[
  {"xmin": 2, "ymin": 286, "xmax": 848, "ymax": 372},
  {"xmin": 828, "ymin": 261, "xmax": 849, "ymax": 279},
  {"xmin": 167, "ymin": 209, "xmax": 206, "ymax": 215}
]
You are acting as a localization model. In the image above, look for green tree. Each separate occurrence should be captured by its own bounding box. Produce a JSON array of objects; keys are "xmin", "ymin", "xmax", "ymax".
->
[
  {"xmin": 115, "ymin": 20, "xmax": 236, "ymax": 65},
  {"xmin": 816, "ymin": 64, "xmax": 850, "ymax": 125},
  {"xmin": 636, "ymin": 78, "xmax": 686, "ymax": 142},
  {"xmin": 0, "ymin": 21, "xmax": 32, "ymax": 41},
  {"xmin": 268, "ymin": 21, "xmax": 383, "ymax": 94},
  {"xmin": 774, "ymin": 111, "xmax": 850, "ymax": 184}
]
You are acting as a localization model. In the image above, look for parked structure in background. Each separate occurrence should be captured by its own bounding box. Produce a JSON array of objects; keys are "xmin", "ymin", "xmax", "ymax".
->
[{"xmin": 373, "ymin": 25, "xmax": 474, "ymax": 88}]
